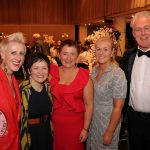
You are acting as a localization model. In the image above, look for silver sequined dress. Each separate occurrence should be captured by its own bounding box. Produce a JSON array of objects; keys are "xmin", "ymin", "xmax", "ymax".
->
[{"xmin": 87, "ymin": 64, "xmax": 127, "ymax": 150}]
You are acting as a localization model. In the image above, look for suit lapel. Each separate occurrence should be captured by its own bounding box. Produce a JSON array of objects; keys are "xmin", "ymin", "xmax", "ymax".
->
[{"xmin": 127, "ymin": 50, "xmax": 137, "ymax": 82}]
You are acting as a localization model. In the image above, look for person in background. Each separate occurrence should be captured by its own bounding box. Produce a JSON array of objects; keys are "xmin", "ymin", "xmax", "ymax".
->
[
  {"xmin": 76, "ymin": 46, "xmax": 89, "ymax": 69},
  {"xmin": 20, "ymin": 53, "xmax": 53, "ymax": 150},
  {"xmin": 49, "ymin": 39, "xmax": 93, "ymax": 150},
  {"xmin": 121, "ymin": 11, "xmax": 150, "ymax": 150},
  {"xmin": 0, "ymin": 32, "xmax": 26, "ymax": 150},
  {"xmin": 87, "ymin": 37, "xmax": 127, "ymax": 150},
  {"xmin": 48, "ymin": 46, "xmax": 61, "ymax": 66}
]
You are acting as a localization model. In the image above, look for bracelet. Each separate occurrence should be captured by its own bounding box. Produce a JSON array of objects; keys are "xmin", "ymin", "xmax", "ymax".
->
[{"xmin": 83, "ymin": 128, "xmax": 89, "ymax": 132}]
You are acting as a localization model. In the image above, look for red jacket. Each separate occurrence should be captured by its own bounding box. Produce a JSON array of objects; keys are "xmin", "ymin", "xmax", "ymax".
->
[{"xmin": 0, "ymin": 67, "xmax": 21, "ymax": 150}]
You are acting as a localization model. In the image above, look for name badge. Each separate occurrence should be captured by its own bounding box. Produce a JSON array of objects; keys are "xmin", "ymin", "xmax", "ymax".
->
[{"xmin": 0, "ymin": 111, "xmax": 7, "ymax": 137}]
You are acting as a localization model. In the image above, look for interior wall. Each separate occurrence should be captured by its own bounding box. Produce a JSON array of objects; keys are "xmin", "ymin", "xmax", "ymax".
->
[
  {"xmin": 0, "ymin": 0, "xmax": 150, "ymax": 25},
  {"xmin": 0, "ymin": 0, "xmax": 72, "ymax": 24},
  {"xmin": 0, "ymin": 24, "xmax": 75, "ymax": 42},
  {"xmin": 0, "ymin": 0, "xmax": 150, "ymax": 43},
  {"xmin": 73, "ymin": 0, "xmax": 150, "ymax": 23},
  {"xmin": 71, "ymin": 0, "xmax": 105, "ymax": 24},
  {"xmin": 79, "ymin": 25, "xmax": 87, "ymax": 44}
]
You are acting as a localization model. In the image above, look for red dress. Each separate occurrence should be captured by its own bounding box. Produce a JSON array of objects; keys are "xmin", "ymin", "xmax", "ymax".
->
[
  {"xmin": 0, "ymin": 67, "xmax": 21, "ymax": 150},
  {"xmin": 50, "ymin": 65, "xmax": 89, "ymax": 150}
]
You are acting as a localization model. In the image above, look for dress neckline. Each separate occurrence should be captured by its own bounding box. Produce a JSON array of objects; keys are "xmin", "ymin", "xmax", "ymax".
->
[{"xmin": 58, "ymin": 67, "xmax": 80, "ymax": 86}]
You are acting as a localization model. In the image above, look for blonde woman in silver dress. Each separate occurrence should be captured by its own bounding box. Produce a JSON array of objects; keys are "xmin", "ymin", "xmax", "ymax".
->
[{"xmin": 87, "ymin": 37, "xmax": 127, "ymax": 150}]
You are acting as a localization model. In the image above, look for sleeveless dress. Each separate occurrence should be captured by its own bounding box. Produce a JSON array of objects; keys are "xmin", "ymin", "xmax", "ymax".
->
[{"xmin": 50, "ymin": 65, "xmax": 89, "ymax": 150}]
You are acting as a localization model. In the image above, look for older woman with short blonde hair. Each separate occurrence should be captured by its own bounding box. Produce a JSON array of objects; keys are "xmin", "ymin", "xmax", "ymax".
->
[{"xmin": 0, "ymin": 32, "xmax": 26, "ymax": 150}]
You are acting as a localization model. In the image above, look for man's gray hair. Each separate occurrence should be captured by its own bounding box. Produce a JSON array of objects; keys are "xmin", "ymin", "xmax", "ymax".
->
[{"xmin": 130, "ymin": 11, "xmax": 150, "ymax": 28}]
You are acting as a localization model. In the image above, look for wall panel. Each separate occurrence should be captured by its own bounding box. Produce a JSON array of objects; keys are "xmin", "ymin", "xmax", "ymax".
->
[
  {"xmin": 0, "ymin": 0, "xmax": 72, "ymax": 24},
  {"xmin": 73, "ymin": 0, "xmax": 105, "ymax": 23},
  {"xmin": 75, "ymin": 0, "xmax": 150, "ymax": 23},
  {"xmin": 0, "ymin": 0, "xmax": 150, "ymax": 41},
  {"xmin": 105, "ymin": 0, "xmax": 149, "ymax": 18},
  {"xmin": 0, "ymin": 0, "xmax": 150, "ymax": 24},
  {"xmin": 0, "ymin": 24, "xmax": 75, "ymax": 42},
  {"xmin": 0, "ymin": 0, "xmax": 20, "ymax": 23}
]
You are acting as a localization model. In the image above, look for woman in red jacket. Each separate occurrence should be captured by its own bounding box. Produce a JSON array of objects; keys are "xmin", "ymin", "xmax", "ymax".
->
[{"xmin": 0, "ymin": 32, "xmax": 26, "ymax": 150}]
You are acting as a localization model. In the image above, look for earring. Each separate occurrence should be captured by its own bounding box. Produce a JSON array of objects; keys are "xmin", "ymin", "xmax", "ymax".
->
[
  {"xmin": 3, "ymin": 62, "xmax": 7, "ymax": 73},
  {"xmin": 29, "ymin": 75, "xmax": 32, "ymax": 79}
]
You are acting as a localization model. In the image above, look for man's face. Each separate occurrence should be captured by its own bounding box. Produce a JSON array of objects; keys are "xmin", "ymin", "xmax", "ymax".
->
[{"xmin": 133, "ymin": 16, "xmax": 150, "ymax": 51}]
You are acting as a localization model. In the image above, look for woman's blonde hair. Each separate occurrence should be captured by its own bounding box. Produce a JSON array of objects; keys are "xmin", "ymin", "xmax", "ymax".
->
[
  {"xmin": 0, "ymin": 32, "xmax": 26, "ymax": 53},
  {"xmin": 95, "ymin": 37, "xmax": 114, "ymax": 49}
]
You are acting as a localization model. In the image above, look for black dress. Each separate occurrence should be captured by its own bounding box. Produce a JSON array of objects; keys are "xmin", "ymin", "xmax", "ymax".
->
[{"xmin": 28, "ymin": 86, "xmax": 53, "ymax": 150}]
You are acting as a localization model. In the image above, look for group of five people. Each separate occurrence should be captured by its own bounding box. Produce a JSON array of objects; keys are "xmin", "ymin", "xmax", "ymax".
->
[{"xmin": 0, "ymin": 10, "xmax": 150, "ymax": 150}]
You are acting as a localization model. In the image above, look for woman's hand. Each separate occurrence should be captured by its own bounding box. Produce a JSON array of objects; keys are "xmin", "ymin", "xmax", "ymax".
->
[
  {"xmin": 79, "ymin": 129, "xmax": 88, "ymax": 143},
  {"xmin": 102, "ymin": 130, "xmax": 113, "ymax": 146}
]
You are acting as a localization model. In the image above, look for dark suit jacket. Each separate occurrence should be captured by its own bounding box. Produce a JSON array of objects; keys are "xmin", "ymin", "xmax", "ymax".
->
[{"xmin": 120, "ymin": 47, "xmax": 137, "ymax": 114}]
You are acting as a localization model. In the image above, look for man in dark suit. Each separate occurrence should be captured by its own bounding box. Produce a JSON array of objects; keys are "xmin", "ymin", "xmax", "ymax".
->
[{"xmin": 121, "ymin": 11, "xmax": 150, "ymax": 150}]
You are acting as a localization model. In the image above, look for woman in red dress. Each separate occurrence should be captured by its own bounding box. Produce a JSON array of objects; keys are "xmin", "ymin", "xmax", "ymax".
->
[
  {"xmin": 0, "ymin": 32, "xmax": 26, "ymax": 150},
  {"xmin": 49, "ymin": 39, "xmax": 93, "ymax": 150}
]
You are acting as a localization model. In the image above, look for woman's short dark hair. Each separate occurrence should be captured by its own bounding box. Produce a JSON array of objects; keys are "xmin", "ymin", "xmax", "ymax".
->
[
  {"xmin": 59, "ymin": 39, "xmax": 80, "ymax": 54},
  {"xmin": 26, "ymin": 52, "xmax": 50, "ymax": 76}
]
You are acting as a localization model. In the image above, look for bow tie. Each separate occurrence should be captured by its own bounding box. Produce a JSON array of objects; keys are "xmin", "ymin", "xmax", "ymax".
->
[{"xmin": 138, "ymin": 49, "xmax": 150, "ymax": 58}]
